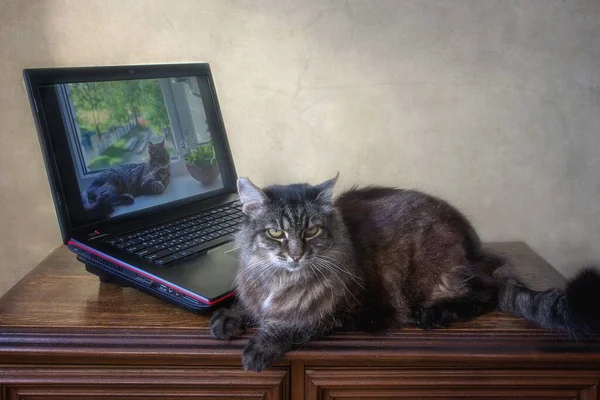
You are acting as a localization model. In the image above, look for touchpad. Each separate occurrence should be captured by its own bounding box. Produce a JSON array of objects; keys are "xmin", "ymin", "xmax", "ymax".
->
[{"xmin": 208, "ymin": 242, "xmax": 239, "ymax": 260}]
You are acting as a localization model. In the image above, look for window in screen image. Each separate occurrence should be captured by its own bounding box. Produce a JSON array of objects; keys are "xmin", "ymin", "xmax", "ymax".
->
[{"xmin": 55, "ymin": 76, "xmax": 225, "ymax": 220}]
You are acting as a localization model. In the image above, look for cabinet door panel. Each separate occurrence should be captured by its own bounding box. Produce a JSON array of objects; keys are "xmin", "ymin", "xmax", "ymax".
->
[
  {"xmin": 1, "ymin": 367, "xmax": 289, "ymax": 400},
  {"xmin": 305, "ymin": 369, "xmax": 599, "ymax": 399}
]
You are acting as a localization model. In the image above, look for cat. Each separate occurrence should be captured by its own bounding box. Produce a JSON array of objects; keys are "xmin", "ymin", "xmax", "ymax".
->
[
  {"xmin": 82, "ymin": 139, "xmax": 171, "ymax": 219},
  {"xmin": 210, "ymin": 174, "xmax": 600, "ymax": 372}
]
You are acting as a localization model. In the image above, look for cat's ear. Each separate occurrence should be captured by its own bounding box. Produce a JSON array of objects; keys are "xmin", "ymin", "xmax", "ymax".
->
[
  {"xmin": 237, "ymin": 177, "xmax": 268, "ymax": 217},
  {"xmin": 147, "ymin": 141, "xmax": 155, "ymax": 149},
  {"xmin": 316, "ymin": 172, "xmax": 339, "ymax": 203}
]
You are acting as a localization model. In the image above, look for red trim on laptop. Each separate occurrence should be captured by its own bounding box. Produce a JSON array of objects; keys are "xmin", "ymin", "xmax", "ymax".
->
[{"xmin": 67, "ymin": 239, "xmax": 236, "ymax": 306}]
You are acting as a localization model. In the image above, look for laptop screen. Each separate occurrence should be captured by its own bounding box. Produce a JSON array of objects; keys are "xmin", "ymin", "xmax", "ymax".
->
[{"xmin": 32, "ymin": 67, "xmax": 236, "ymax": 230}]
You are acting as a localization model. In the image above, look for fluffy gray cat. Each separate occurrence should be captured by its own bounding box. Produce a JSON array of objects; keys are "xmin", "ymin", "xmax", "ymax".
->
[{"xmin": 210, "ymin": 175, "xmax": 600, "ymax": 372}]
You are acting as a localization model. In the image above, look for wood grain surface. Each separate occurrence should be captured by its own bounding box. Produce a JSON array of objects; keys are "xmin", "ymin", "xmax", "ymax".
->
[{"xmin": 0, "ymin": 242, "xmax": 565, "ymax": 330}]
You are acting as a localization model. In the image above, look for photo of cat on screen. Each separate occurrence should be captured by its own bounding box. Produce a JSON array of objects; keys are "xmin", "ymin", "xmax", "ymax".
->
[
  {"xmin": 54, "ymin": 77, "xmax": 225, "ymax": 222},
  {"xmin": 81, "ymin": 138, "xmax": 172, "ymax": 220}
]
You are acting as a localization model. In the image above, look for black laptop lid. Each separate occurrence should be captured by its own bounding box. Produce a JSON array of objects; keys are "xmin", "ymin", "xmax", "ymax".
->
[{"xmin": 23, "ymin": 64, "xmax": 238, "ymax": 243}]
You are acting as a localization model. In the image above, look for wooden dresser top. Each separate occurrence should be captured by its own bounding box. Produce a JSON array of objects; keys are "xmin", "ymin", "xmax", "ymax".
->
[{"xmin": 0, "ymin": 241, "xmax": 564, "ymax": 330}]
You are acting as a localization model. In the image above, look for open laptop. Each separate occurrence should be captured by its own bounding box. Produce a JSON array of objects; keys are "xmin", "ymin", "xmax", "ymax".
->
[{"xmin": 23, "ymin": 63, "xmax": 240, "ymax": 313}]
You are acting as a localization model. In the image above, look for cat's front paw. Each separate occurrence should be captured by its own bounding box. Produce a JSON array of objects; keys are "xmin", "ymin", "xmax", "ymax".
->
[
  {"xmin": 414, "ymin": 306, "xmax": 458, "ymax": 329},
  {"xmin": 210, "ymin": 308, "xmax": 242, "ymax": 340},
  {"xmin": 119, "ymin": 194, "xmax": 135, "ymax": 205},
  {"xmin": 242, "ymin": 338, "xmax": 282, "ymax": 372},
  {"xmin": 155, "ymin": 182, "xmax": 166, "ymax": 192}
]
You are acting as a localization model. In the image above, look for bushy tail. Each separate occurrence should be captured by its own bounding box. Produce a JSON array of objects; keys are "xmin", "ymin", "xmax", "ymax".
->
[{"xmin": 496, "ymin": 266, "xmax": 600, "ymax": 338}]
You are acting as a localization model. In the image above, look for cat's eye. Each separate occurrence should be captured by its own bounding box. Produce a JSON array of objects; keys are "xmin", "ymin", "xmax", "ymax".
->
[
  {"xmin": 303, "ymin": 226, "xmax": 321, "ymax": 239},
  {"xmin": 266, "ymin": 228, "xmax": 285, "ymax": 239}
]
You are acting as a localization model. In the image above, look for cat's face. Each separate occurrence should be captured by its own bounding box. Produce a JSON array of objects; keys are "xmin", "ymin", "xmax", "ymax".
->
[
  {"xmin": 236, "ymin": 176, "xmax": 339, "ymax": 272},
  {"xmin": 147, "ymin": 139, "xmax": 170, "ymax": 166}
]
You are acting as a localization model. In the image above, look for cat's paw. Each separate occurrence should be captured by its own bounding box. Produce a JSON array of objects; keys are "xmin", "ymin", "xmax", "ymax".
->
[
  {"xmin": 210, "ymin": 308, "xmax": 242, "ymax": 340},
  {"xmin": 119, "ymin": 194, "xmax": 135, "ymax": 205},
  {"xmin": 242, "ymin": 338, "xmax": 282, "ymax": 372},
  {"xmin": 414, "ymin": 306, "xmax": 458, "ymax": 329},
  {"xmin": 155, "ymin": 182, "xmax": 166, "ymax": 193}
]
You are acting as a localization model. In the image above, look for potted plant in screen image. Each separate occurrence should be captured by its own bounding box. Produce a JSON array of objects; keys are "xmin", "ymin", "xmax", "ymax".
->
[{"xmin": 181, "ymin": 140, "xmax": 220, "ymax": 185}]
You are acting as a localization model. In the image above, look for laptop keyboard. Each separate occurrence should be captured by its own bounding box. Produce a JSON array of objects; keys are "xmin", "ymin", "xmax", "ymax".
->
[{"xmin": 105, "ymin": 201, "xmax": 243, "ymax": 266}]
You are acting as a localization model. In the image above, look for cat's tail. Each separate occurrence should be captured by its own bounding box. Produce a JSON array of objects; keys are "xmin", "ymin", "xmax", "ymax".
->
[{"xmin": 494, "ymin": 262, "xmax": 600, "ymax": 338}]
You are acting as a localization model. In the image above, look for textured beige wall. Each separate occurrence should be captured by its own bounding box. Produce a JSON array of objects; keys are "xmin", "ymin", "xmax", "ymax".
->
[{"xmin": 1, "ymin": 0, "xmax": 599, "ymax": 296}]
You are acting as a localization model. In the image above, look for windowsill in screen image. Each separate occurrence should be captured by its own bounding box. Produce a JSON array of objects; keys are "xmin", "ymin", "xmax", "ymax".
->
[{"xmin": 55, "ymin": 76, "xmax": 225, "ymax": 222}]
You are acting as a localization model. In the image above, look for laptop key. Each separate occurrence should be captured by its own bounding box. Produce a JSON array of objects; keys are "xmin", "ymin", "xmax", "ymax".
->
[
  {"xmin": 136, "ymin": 246, "xmax": 161, "ymax": 257},
  {"xmin": 146, "ymin": 249, "xmax": 172, "ymax": 260},
  {"xmin": 179, "ymin": 241, "xmax": 194, "ymax": 250},
  {"xmin": 126, "ymin": 244, "xmax": 147, "ymax": 253},
  {"xmin": 154, "ymin": 255, "xmax": 177, "ymax": 265},
  {"xmin": 187, "ymin": 244, "xmax": 205, "ymax": 254},
  {"xmin": 178, "ymin": 248, "xmax": 195, "ymax": 257},
  {"xmin": 129, "ymin": 237, "xmax": 144, "ymax": 245},
  {"xmin": 172, "ymin": 244, "xmax": 185, "ymax": 252}
]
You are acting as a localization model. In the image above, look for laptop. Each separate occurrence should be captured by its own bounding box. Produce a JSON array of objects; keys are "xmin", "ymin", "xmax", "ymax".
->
[{"xmin": 23, "ymin": 63, "xmax": 241, "ymax": 313}]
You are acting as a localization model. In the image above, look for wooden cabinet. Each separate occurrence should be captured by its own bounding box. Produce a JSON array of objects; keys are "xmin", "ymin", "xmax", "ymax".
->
[{"xmin": 1, "ymin": 242, "xmax": 599, "ymax": 400}]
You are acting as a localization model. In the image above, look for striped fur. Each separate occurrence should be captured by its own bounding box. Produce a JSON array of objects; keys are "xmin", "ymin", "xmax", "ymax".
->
[{"xmin": 497, "ymin": 267, "xmax": 600, "ymax": 337}]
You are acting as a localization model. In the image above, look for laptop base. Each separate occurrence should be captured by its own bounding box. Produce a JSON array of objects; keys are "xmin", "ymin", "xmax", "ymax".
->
[
  {"xmin": 75, "ymin": 255, "xmax": 232, "ymax": 314},
  {"xmin": 81, "ymin": 258, "xmax": 130, "ymax": 286}
]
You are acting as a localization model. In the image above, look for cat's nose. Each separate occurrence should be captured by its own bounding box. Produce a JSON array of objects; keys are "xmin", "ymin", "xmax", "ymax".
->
[{"xmin": 290, "ymin": 253, "xmax": 303, "ymax": 262}]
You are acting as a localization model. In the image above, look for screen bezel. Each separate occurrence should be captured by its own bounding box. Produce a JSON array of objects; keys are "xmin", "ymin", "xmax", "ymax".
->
[{"xmin": 23, "ymin": 63, "xmax": 238, "ymax": 243}]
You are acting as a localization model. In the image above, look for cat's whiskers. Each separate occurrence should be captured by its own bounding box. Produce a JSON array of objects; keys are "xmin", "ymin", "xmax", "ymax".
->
[
  {"xmin": 312, "ymin": 259, "xmax": 358, "ymax": 305},
  {"xmin": 316, "ymin": 254, "xmax": 366, "ymax": 291},
  {"xmin": 241, "ymin": 259, "xmax": 277, "ymax": 290},
  {"xmin": 320, "ymin": 258, "xmax": 364, "ymax": 289},
  {"xmin": 319, "ymin": 241, "xmax": 336, "ymax": 255},
  {"xmin": 308, "ymin": 263, "xmax": 336, "ymax": 311}
]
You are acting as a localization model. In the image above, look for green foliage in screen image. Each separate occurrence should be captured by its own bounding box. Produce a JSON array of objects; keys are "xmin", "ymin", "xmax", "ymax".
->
[
  {"xmin": 69, "ymin": 79, "xmax": 171, "ymax": 139},
  {"xmin": 182, "ymin": 141, "xmax": 216, "ymax": 168},
  {"xmin": 104, "ymin": 80, "xmax": 143, "ymax": 126},
  {"xmin": 69, "ymin": 82, "xmax": 111, "ymax": 139},
  {"xmin": 87, "ymin": 137, "xmax": 128, "ymax": 169},
  {"xmin": 140, "ymin": 80, "xmax": 170, "ymax": 134}
]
